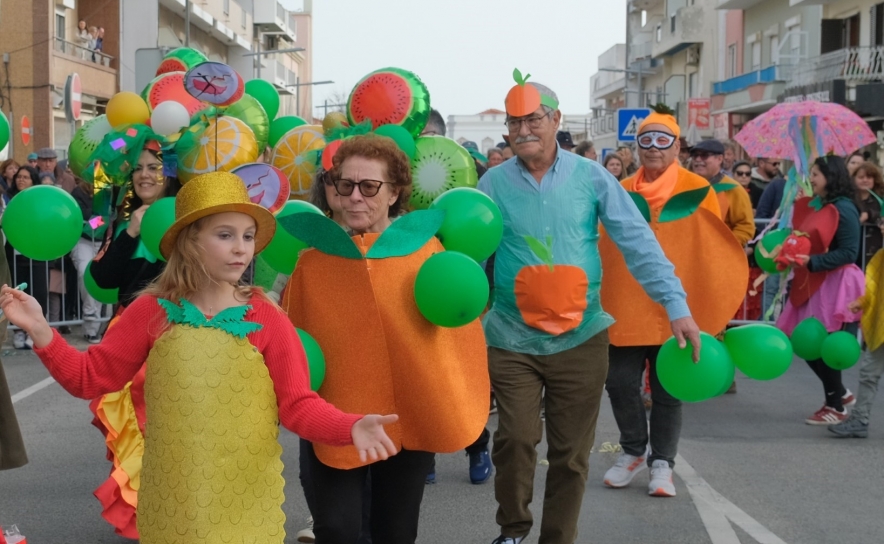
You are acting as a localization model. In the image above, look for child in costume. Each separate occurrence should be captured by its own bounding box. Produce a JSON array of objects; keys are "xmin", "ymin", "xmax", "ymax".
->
[
  {"xmin": 0, "ymin": 171, "xmax": 398, "ymax": 544},
  {"xmin": 775, "ymin": 156, "xmax": 864, "ymax": 425}
]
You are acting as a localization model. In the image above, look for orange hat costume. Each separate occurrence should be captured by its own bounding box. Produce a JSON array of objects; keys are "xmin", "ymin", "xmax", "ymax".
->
[
  {"xmin": 281, "ymin": 211, "xmax": 490, "ymax": 469},
  {"xmin": 598, "ymin": 147, "xmax": 749, "ymax": 345}
]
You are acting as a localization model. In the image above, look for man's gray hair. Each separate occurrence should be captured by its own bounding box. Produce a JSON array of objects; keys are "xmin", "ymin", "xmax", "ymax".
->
[
  {"xmin": 528, "ymin": 82, "xmax": 559, "ymax": 114},
  {"xmin": 425, "ymin": 109, "xmax": 446, "ymax": 136}
]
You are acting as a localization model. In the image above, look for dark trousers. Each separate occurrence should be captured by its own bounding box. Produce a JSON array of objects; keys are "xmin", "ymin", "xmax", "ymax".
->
[
  {"xmin": 428, "ymin": 426, "xmax": 490, "ymax": 474},
  {"xmin": 300, "ymin": 439, "xmax": 372, "ymax": 543},
  {"xmin": 303, "ymin": 441, "xmax": 434, "ymax": 544},
  {"xmin": 606, "ymin": 345, "xmax": 682, "ymax": 468},
  {"xmin": 805, "ymin": 322, "xmax": 859, "ymax": 410}
]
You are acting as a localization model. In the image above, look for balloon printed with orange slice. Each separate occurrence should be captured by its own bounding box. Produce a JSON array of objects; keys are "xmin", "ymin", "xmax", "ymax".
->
[
  {"xmin": 175, "ymin": 115, "xmax": 259, "ymax": 183},
  {"xmin": 271, "ymin": 125, "xmax": 326, "ymax": 199}
]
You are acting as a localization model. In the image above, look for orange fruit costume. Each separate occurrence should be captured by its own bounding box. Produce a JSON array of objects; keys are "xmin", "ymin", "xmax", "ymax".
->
[
  {"xmin": 599, "ymin": 160, "xmax": 749, "ymax": 346},
  {"xmin": 281, "ymin": 210, "xmax": 490, "ymax": 469}
]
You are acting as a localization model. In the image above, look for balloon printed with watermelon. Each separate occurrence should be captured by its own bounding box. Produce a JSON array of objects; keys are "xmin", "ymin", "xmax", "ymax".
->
[
  {"xmin": 347, "ymin": 67, "xmax": 431, "ymax": 138},
  {"xmin": 409, "ymin": 136, "xmax": 478, "ymax": 210},
  {"xmin": 142, "ymin": 72, "xmax": 205, "ymax": 117},
  {"xmin": 155, "ymin": 47, "xmax": 208, "ymax": 76}
]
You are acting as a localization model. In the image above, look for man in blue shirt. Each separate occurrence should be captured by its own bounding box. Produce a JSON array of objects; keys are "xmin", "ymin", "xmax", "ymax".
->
[{"xmin": 480, "ymin": 76, "xmax": 700, "ymax": 544}]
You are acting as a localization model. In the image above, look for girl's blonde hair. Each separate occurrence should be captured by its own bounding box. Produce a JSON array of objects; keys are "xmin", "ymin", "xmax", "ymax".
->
[{"xmin": 141, "ymin": 216, "xmax": 268, "ymax": 306}]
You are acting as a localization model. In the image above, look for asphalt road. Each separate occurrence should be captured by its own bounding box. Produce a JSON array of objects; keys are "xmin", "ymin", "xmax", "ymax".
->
[{"xmin": 1, "ymin": 333, "xmax": 882, "ymax": 544}]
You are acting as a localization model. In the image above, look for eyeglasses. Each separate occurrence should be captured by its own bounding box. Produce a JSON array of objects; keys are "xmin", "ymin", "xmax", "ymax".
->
[
  {"xmin": 690, "ymin": 151, "xmax": 721, "ymax": 161},
  {"xmin": 734, "ymin": 170, "xmax": 752, "ymax": 177},
  {"xmin": 636, "ymin": 131, "xmax": 676, "ymax": 150},
  {"xmin": 505, "ymin": 111, "xmax": 552, "ymax": 131},
  {"xmin": 332, "ymin": 178, "xmax": 393, "ymax": 197}
]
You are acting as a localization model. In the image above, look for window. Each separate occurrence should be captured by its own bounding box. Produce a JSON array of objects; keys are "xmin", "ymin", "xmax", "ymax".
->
[
  {"xmin": 642, "ymin": 10, "xmax": 647, "ymax": 26},
  {"xmin": 688, "ymin": 72, "xmax": 699, "ymax": 98},
  {"xmin": 656, "ymin": 24, "xmax": 662, "ymax": 42},
  {"xmin": 770, "ymin": 36, "xmax": 779, "ymax": 65},
  {"xmin": 223, "ymin": 0, "xmax": 230, "ymax": 15},
  {"xmin": 751, "ymin": 42, "xmax": 762, "ymax": 70},
  {"xmin": 241, "ymin": 7, "xmax": 247, "ymax": 29},
  {"xmin": 874, "ymin": 3, "xmax": 884, "ymax": 46},
  {"xmin": 727, "ymin": 44, "xmax": 737, "ymax": 78},
  {"xmin": 789, "ymin": 26, "xmax": 801, "ymax": 57},
  {"xmin": 55, "ymin": 11, "xmax": 65, "ymax": 41}
]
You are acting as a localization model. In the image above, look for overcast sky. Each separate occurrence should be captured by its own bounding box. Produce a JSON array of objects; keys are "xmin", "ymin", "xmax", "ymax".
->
[{"xmin": 281, "ymin": 0, "xmax": 627, "ymax": 117}]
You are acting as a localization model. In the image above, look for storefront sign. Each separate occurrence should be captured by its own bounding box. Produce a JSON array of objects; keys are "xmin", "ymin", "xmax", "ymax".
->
[
  {"xmin": 780, "ymin": 80, "xmax": 846, "ymax": 105},
  {"xmin": 688, "ymin": 98, "xmax": 711, "ymax": 130},
  {"xmin": 713, "ymin": 113, "xmax": 730, "ymax": 141}
]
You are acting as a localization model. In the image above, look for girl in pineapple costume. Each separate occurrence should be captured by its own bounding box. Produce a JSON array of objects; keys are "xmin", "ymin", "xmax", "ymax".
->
[{"xmin": 0, "ymin": 171, "xmax": 398, "ymax": 544}]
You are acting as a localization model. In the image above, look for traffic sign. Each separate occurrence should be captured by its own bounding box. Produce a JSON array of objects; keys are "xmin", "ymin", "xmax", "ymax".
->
[
  {"xmin": 21, "ymin": 115, "xmax": 30, "ymax": 146},
  {"xmin": 617, "ymin": 108, "xmax": 651, "ymax": 142},
  {"xmin": 65, "ymin": 73, "xmax": 82, "ymax": 122}
]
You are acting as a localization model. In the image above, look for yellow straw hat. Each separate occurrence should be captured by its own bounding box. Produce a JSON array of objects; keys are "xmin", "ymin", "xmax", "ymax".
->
[{"xmin": 159, "ymin": 171, "xmax": 277, "ymax": 260}]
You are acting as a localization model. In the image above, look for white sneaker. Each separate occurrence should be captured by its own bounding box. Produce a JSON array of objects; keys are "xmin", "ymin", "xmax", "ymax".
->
[
  {"xmin": 296, "ymin": 516, "xmax": 315, "ymax": 543},
  {"xmin": 648, "ymin": 459, "xmax": 676, "ymax": 497},
  {"xmin": 13, "ymin": 331, "xmax": 25, "ymax": 349},
  {"xmin": 603, "ymin": 448, "xmax": 648, "ymax": 488}
]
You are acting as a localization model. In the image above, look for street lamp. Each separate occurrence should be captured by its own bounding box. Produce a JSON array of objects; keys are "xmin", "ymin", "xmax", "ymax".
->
[
  {"xmin": 291, "ymin": 78, "xmax": 333, "ymax": 116},
  {"xmin": 242, "ymin": 46, "xmax": 306, "ymax": 79}
]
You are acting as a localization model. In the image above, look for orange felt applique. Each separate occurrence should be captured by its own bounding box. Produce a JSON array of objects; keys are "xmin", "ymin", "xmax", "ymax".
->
[
  {"xmin": 283, "ymin": 234, "xmax": 490, "ymax": 470},
  {"xmin": 505, "ymin": 68, "xmax": 542, "ymax": 117},
  {"xmin": 514, "ymin": 264, "xmax": 588, "ymax": 335}
]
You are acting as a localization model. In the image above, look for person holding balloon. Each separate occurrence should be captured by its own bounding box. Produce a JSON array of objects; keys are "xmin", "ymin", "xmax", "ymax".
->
[
  {"xmin": 0, "ymin": 171, "xmax": 398, "ymax": 544},
  {"xmin": 282, "ymin": 135, "xmax": 490, "ymax": 544},
  {"xmin": 776, "ymin": 156, "xmax": 865, "ymax": 425}
]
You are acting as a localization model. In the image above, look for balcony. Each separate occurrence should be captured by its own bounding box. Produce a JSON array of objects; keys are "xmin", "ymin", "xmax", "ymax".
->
[
  {"xmin": 589, "ymin": 109, "xmax": 617, "ymax": 138},
  {"xmin": 653, "ymin": 6, "xmax": 705, "ymax": 58},
  {"xmin": 630, "ymin": 0, "xmax": 663, "ymax": 10},
  {"xmin": 52, "ymin": 38, "xmax": 117, "ymax": 99},
  {"xmin": 713, "ymin": 65, "xmax": 786, "ymax": 95},
  {"xmin": 786, "ymin": 46, "xmax": 884, "ymax": 89},
  {"xmin": 591, "ymin": 72, "xmax": 626, "ymax": 102},
  {"xmin": 254, "ymin": 0, "xmax": 297, "ymax": 41},
  {"xmin": 716, "ymin": 0, "xmax": 765, "ymax": 9}
]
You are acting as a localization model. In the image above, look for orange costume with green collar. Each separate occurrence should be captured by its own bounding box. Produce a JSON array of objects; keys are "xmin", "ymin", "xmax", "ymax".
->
[{"xmin": 599, "ymin": 161, "xmax": 749, "ymax": 346}]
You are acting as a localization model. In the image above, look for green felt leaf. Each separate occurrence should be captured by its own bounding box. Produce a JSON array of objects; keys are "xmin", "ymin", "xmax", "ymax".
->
[
  {"xmin": 524, "ymin": 235, "xmax": 553, "ymax": 268},
  {"xmin": 658, "ymin": 186, "xmax": 712, "ymax": 223},
  {"xmin": 712, "ymin": 180, "xmax": 739, "ymax": 193},
  {"xmin": 628, "ymin": 192, "xmax": 651, "ymax": 223},
  {"xmin": 278, "ymin": 213, "xmax": 363, "ymax": 260},
  {"xmin": 366, "ymin": 210, "xmax": 445, "ymax": 259},
  {"xmin": 513, "ymin": 68, "xmax": 522, "ymax": 85},
  {"xmin": 160, "ymin": 299, "xmax": 263, "ymax": 339}
]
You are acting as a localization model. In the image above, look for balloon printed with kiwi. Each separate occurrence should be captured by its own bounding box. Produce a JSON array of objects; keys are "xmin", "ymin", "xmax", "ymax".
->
[
  {"xmin": 347, "ymin": 67, "xmax": 431, "ymax": 138},
  {"xmin": 409, "ymin": 136, "xmax": 478, "ymax": 210}
]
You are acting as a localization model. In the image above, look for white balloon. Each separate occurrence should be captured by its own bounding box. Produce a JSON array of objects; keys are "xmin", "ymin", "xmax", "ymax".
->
[{"xmin": 150, "ymin": 101, "xmax": 190, "ymax": 136}]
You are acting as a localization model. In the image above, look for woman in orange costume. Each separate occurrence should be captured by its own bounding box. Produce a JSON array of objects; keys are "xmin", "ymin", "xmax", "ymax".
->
[
  {"xmin": 282, "ymin": 135, "xmax": 489, "ymax": 543},
  {"xmin": 598, "ymin": 111, "xmax": 748, "ymax": 497}
]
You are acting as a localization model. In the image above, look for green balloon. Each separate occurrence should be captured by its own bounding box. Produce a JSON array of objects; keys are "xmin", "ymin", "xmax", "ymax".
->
[
  {"xmin": 269, "ymin": 116, "xmax": 307, "ymax": 148},
  {"xmin": 1, "ymin": 186, "xmax": 82, "ymax": 260},
  {"xmin": 223, "ymin": 95, "xmax": 270, "ymax": 152},
  {"xmin": 0, "ymin": 109, "xmax": 10, "ymax": 151},
  {"xmin": 657, "ymin": 332, "xmax": 735, "ymax": 403},
  {"xmin": 261, "ymin": 200, "xmax": 324, "ymax": 275},
  {"xmin": 296, "ymin": 328, "xmax": 326, "ymax": 391},
  {"xmin": 790, "ymin": 317, "xmax": 828, "ymax": 361},
  {"xmin": 821, "ymin": 331, "xmax": 862, "ymax": 370},
  {"xmin": 723, "ymin": 324, "xmax": 793, "ymax": 380},
  {"xmin": 754, "ymin": 229, "xmax": 790, "ymax": 274},
  {"xmin": 414, "ymin": 251, "xmax": 489, "ymax": 327},
  {"xmin": 430, "ymin": 187, "xmax": 503, "ymax": 262},
  {"xmin": 84, "ymin": 262, "xmax": 119, "ymax": 304},
  {"xmin": 139, "ymin": 197, "xmax": 177, "ymax": 262},
  {"xmin": 374, "ymin": 124, "xmax": 416, "ymax": 158},
  {"xmin": 245, "ymin": 79, "xmax": 280, "ymax": 121}
]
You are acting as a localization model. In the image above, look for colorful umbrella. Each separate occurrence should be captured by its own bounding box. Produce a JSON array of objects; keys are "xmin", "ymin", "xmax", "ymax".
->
[{"xmin": 734, "ymin": 101, "xmax": 875, "ymax": 174}]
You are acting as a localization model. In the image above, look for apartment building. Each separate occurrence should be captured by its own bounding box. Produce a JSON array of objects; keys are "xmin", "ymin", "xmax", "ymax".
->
[{"xmin": 0, "ymin": 0, "xmax": 314, "ymax": 164}]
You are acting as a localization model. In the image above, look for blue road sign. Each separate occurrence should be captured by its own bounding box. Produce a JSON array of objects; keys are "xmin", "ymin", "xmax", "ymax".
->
[{"xmin": 617, "ymin": 108, "xmax": 652, "ymax": 142}]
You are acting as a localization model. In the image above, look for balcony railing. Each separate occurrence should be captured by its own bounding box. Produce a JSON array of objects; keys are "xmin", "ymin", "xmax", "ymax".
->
[
  {"xmin": 53, "ymin": 37, "xmax": 114, "ymax": 68},
  {"xmin": 589, "ymin": 109, "xmax": 617, "ymax": 137},
  {"xmin": 786, "ymin": 46, "xmax": 884, "ymax": 89},
  {"xmin": 713, "ymin": 65, "xmax": 784, "ymax": 95}
]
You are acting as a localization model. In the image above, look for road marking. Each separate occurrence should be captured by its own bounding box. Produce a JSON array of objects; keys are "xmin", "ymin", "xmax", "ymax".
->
[
  {"xmin": 675, "ymin": 454, "xmax": 788, "ymax": 544},
  {"xmin": 11, "ymin": 377, "xmax": 56, "ymax": 404}
]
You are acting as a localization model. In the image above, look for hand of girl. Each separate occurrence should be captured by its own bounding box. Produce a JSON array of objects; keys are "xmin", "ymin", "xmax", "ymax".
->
[
  {"xmin": 351, "ymin": 414, "xmax": 399, "ymax": 463},
  {"xmin": 126, "ymin": 205, "xmax": 150, "ymax": 238},
  {"xmin": 0, "ymin": 285, "xmax": 53, "ymax": 347},
  {"xmin": 847, "ymin": 298, "xmax": 863, "ymax": 314}
]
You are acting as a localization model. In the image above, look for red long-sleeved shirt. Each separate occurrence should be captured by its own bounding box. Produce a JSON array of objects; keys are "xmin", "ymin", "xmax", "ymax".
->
[{"xmin": 34, "ymin": 294, "xmax": 360, "ymax": 446}]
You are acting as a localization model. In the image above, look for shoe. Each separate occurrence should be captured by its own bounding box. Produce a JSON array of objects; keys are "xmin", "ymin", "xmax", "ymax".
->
[
  {"xmin": 58, "ymin": 325, "xmax": 71, "ymax": 334},
  {"xmin": 842, "ymin": 389, "xmax": 856, "ymax": 408},
  {"xmin": 469, "ymin": 449, "xmax": 492, "ymax": 484},
  {"xmin": 13, "ymin": 331, "xmax": 25, "ymax": 349},
  {"xmin": 603, "ymin": 448, "xmax": 648, "ymax": 488},
  {"xmin": 489, "ymin": 394, "xmax": 498, "ymax": 415},
  {"xmin": 805, "ymin": 405, "xmax": 848, "ymax": 425},
  {"xmin": 425, "ymin": 470, "xmax": 436, "ymax": 484},
  {"xmin": 296, "ymin": 516, "xmax": 315, "ymax": 543},
  {"xmin": 829, "ymin": 417, "xmax": 869, "ymax": 438},
  {"xmin": 491, "ymin": 536, "xmax": 524, "ymax": 544},
  {"xmin": 24, "ymin": 335, "xmax": 33, "ymax": 349},
  {"xmin": 648, "ymin": 459, "xmax": 676, "ymax": 497},
  {"xmin": 86, "ymin": 334, "xmax": 102, "ymax": 344}
]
